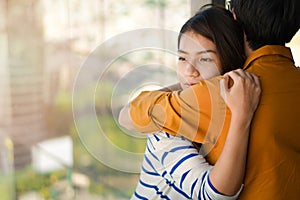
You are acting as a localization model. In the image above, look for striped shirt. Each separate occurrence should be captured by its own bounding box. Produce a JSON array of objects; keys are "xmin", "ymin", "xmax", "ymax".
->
[{"xmin": 132, "ymin": 131, "xmax": 242, "ymax": 200}]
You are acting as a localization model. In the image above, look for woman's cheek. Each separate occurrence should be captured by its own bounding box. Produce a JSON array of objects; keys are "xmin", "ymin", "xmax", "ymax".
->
[{"xmin": 198, "ymin": 64, "xmax": 220, "ymax": 79}]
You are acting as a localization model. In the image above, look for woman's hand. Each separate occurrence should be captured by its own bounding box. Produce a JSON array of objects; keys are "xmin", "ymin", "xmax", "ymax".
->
[{"xmin": 220, "ymin": 69, "xmax": 261, "ymax": 120}]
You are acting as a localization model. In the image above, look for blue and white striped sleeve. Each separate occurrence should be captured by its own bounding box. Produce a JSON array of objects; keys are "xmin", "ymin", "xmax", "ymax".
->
[
  {"xmin": 200, "ymin": 169, "xmax": 243, "ymax": 200},
  {"xmin": 154, "ymin": 132, "xmax": 243, "ymax": 200}
]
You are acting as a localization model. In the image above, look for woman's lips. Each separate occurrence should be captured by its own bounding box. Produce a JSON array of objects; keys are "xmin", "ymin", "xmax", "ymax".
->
[{"xmin": 185, "ymin": 83, "xmax": 196, "ymax": 87}]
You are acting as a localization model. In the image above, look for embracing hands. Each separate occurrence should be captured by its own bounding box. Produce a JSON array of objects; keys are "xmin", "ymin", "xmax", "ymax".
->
[{"xmin": 220, "ymin": 69, "xmax": 261, "ymax": 120}]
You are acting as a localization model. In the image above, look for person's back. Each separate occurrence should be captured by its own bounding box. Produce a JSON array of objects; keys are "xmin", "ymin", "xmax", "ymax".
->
[
  {"xmin": 231, "ymin": 0, "xmax": 300, "ymax": 198},
  {"xmin": 241, "ymin": 45, "xmax": 300, "ymax": 199}
]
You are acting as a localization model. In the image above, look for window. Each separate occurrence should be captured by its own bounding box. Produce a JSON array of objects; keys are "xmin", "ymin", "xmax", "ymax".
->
[{"xmin": 0, "ymin": 0, "xmax": 190, "ymax": 199}]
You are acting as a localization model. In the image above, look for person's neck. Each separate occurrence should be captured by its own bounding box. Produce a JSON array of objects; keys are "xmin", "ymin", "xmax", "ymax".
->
[
  {"xmin": 245, "ymin": 44, "xmax": 253, "ymax": 57},
  {"xmin": 244, "ymin": 36, "xmax": 253, "ymax": 57}
]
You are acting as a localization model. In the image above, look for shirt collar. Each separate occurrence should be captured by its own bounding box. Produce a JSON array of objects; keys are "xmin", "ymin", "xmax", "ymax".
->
[{"xmin": 243, "ymin": 45, "xmax": 294, "ymax": 70}]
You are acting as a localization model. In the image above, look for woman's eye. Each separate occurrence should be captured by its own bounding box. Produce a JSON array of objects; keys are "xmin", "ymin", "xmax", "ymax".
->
[
  {"xmin": 199, "ymin": 58, "xmax": 213, "ymax": 62},
  {"xmin": 178, "ymin": 57, "xmax": 186, "ymax": 61}
]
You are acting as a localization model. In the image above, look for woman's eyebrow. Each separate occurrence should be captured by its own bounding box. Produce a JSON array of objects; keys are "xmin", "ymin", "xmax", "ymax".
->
[
  {"xmin": 197, "ymin": 49, "xmax": 217, "ymax": 54},
  {"xmin": 177, "ymin": 49, "xmax": 188, "ymax": 54},
  {"xmin": 177, "ymin": 49, "xmax": 217, "ymax": 54}
]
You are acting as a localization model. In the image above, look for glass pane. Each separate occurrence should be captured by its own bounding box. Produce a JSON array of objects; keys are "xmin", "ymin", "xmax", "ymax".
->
[{"xmin": 0, "ymin": 0, "xmax": 190, "ymax": 199}]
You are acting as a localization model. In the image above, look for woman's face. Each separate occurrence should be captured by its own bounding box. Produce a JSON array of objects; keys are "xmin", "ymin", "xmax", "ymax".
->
[{"xmin": 177, "ymin": 31, "xmax": 222, "ymax": 89}]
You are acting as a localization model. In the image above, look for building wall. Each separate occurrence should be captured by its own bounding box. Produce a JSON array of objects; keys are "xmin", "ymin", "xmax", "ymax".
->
[
  {"xmin": 0, "ymin": 0, "xmax": 11, "ymax": 130},
  {"xmin": 6, "ymin": 0, "xmax": 47, "ymax": 169}
]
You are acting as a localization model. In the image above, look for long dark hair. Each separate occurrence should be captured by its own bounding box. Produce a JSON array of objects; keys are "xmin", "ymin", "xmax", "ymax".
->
[{"xmin": 178, "ymin": 6, "xmax": 245, "ymax": 74}]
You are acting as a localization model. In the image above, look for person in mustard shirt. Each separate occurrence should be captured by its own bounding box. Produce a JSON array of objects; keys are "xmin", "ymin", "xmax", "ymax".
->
[{"xmin": 122, "ymin": 0, "xmax": 300, "ymax": 199}]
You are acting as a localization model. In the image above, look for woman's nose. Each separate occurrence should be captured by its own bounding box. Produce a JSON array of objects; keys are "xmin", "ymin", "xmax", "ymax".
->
[{"xmin": 185, "ymin": 62, "xmax": 200, "ymax": 77}]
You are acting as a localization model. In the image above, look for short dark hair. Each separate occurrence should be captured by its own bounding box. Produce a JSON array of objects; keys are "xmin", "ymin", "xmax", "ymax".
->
[
  {"xmin": 178, "ymin": 6, "xmax": 245, "ymax": 74},
  {"xmin": 231, "ymin": 0, "xmax": 300, "ymax": 50}
]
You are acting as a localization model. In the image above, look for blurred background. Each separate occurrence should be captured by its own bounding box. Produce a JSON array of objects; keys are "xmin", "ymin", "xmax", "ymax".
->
[{"xmin": 0, "ymin": 0, "xmax": 299, "ymax": 199}]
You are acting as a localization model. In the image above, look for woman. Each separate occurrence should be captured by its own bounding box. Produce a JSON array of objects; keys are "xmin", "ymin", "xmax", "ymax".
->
[{"xmin": 119, "ymin": 6, "xmax": 261, "ymax": 199}]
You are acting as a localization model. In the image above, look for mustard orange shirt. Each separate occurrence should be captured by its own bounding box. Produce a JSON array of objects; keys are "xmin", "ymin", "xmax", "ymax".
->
[{"xmin": 130, "ymin": 45, "xmax": 300, "ymax": 199}]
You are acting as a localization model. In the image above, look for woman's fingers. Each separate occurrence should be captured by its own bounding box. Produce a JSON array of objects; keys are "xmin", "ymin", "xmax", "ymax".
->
[
  {"xmin": 224, "ymin": 69, "xmax": 244, "ymax": 81},
  {"xmin": 222, "ymin": 75, "xmax": 230, "ymax": 91},
  {"xmin": 250, "ymin": 73, "xmax": 261, "ymax": 88},
  {"xmin": 224, "ymin": 69, "xmax": 258, "ymax": 87},
  {"xmin": 221, "ymin": 69, "xmax": 261, "ymax": 115},
  {"xmin": 245, "ymin": 71, "xmax": 255, "ymax": 82}
]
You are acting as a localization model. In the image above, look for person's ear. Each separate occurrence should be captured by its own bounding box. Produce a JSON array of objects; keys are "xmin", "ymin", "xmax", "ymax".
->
[{"xmin": 232, "ymin": 8, "xmax": 237, "ymax": 20}]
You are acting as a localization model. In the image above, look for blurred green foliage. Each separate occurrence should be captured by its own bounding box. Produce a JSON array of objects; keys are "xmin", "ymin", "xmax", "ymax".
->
[
  {"xmin": 15, "ymin": 167, "xmax": 69, "ymax": 199},
  {"xmin": 0, "ymin": 174, "xmax": 14, "ymax": 200}
]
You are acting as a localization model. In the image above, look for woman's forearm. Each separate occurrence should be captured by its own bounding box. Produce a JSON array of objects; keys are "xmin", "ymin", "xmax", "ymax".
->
[
  {"xmin": 208, "ymin": 70, "xmax": 261, "ymax": 196},
  {"xmin": 209, "ymin": 113, "xmax": 252, "ymax": 196}
]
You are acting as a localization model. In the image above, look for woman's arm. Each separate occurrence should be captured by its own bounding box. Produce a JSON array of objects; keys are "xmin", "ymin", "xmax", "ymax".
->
[{"xmin": 209, "ymin": 69, "xmax": 261, "ymax": 195}]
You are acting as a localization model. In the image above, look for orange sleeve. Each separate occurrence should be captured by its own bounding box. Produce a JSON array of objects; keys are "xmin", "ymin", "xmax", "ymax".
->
[
  {"xmin": 130, "ymin": 76, "xmax": 230, "ymax": 145},
  {"xmin": 129, "ymin": 90, "xmax": 170, "ymax": 133}
]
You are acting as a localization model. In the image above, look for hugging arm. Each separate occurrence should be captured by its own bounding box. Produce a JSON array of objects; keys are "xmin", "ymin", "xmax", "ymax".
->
[
  {"xmin": 157, "ymin": 70, "xmax": 261, "ymax": 197},
  {"xmin": 118, "ymin": 82, "xmax": 182, "ymax": 131},
  {"xmin": 209, "ymin": 69, "xmax": 261, "ymax": 195},
  {"xmin": 119, "ymin": 77, "xmax": 224, "ymax": 143},
  {"xmin": 119, "ymin": 69, "xmax": 261, "ymax": 197}
]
